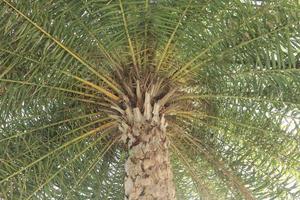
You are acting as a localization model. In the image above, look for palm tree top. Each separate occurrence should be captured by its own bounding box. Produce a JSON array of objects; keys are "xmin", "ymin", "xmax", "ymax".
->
[{"xmin": 0, "ymin": 0, "xmax": 300, "ymax": 199}]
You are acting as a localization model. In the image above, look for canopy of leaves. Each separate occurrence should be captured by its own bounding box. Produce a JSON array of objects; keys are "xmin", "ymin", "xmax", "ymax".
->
[{"xmin": 0, "ymin": 0, "xmax": 300, "ymax": 199}]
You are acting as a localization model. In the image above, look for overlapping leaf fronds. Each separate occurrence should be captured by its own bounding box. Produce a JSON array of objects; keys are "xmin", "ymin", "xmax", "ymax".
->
[{"xmin": 1, "ymin": 0, "xmax": 300, "ymax": 199}]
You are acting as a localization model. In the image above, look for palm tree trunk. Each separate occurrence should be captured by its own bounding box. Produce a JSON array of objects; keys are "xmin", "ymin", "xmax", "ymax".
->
[{"xmin": 120, "ymin": 105, "xmax": 176, "ymax": 200}]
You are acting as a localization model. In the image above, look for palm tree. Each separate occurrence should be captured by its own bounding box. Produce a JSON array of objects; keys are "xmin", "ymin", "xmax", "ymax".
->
[{"xmin": 0, "ymin": 0, "xmax": 299, "ymax": 199}]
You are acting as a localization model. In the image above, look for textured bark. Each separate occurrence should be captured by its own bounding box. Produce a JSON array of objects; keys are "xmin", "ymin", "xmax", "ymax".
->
[{"xmin": 120, "ymin": 102, "xmax": 176, "ymax": 200}]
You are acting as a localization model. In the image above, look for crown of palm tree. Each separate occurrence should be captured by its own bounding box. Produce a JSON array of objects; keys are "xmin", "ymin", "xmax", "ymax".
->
[{"xmin": 0, "ymin": 0, "xmax": 300, "ymax": 199}]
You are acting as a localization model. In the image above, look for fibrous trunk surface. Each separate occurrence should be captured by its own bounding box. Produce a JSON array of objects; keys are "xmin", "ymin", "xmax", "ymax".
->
[{"xmin": 119, "ymin": 92, "xmax": 176, "ymax": 200}]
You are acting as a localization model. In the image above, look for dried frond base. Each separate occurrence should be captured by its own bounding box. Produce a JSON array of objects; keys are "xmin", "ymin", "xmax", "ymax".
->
[{"xmin": 120, "ymin": 105, "xmax": 176, "ymax": 200}]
